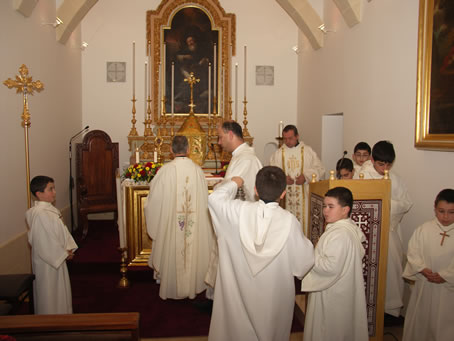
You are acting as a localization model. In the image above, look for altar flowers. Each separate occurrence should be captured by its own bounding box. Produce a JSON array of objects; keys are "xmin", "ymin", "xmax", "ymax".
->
[{"xmin": 123, "ymin": 162, "xmax": 163, "ymax": 183}]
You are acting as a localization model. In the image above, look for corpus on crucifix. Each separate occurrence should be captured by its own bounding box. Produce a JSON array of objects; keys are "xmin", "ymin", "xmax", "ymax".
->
[{"xmin": 184, "ymin": 72, "xmax": 200, "ymax": 114}]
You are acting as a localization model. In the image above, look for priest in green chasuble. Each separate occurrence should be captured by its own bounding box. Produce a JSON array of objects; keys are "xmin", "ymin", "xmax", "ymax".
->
[
  {"xmin": 144, "ymin": 136, "xmax": 214, "ymax": 300},
  {"xmin": 270, "ymin": 125, "xmax": 325, "ymax": 236}
]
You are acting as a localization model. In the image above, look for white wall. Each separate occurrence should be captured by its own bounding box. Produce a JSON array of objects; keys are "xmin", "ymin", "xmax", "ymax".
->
[
  {"xmin": 0, "ymin": 0, "xmax": 82, "ymax": 270},
  {"xmin": 298, "ymin": 0, "xmax": 454, "ymax": 248},
  {"xmin": 81, "ymin": 0, "xmax": 299, "ymax": 165}
]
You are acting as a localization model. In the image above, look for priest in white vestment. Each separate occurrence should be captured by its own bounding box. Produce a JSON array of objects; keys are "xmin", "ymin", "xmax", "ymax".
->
[
  {"xmin": 26, "ymin": 176, "xmax": 78, "ymax": 314},
  {"xmin": 144, "ymin": 136, "xmax": 214, "ymax": 300},
  {"xmin": 402, "ymin": 189, "xmax": 454, "ymax": 341},
  {"xmin": 301, "ymin": 186, "xmax": 368, "ymax": 341},
  {"xmin": 205, "ymin": 121, "xmax": 263, "ymax": 289},
  {"xmin": 208, "ymin": 167, "xmax": 314, "ymax": 341},
  {"xmin": 270, "ymin": 124, "xmax": 324, "ymax": 236},
  {"xmin": 355, "ymin": 140, "xmax": 413, "ymax": 316}
]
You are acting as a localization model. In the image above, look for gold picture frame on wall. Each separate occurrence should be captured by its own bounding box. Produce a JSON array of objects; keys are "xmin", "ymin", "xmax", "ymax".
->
[
  {"xmin": 147, "ymin": 0, "xmax": 236, "ymax": 123},
  {"xmin": 415, "ymin": 0, "xmax": 454, "ymax": 150}
]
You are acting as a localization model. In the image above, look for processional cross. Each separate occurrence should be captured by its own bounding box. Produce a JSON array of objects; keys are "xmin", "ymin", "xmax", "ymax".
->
[
  {"xmin": 184, "ymin": 72, "xmax": 200, "ymax": 114},
  {"xmin": 3, "ymin": 64, "xmax": 44, "ymax": 208}
]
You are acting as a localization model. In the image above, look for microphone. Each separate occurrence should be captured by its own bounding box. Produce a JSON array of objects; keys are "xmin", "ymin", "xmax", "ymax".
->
[
  {"xmin": 69, "ymin": 126, "xmax": 89, "ymax": 158},
  {"xmin": 336, "ymin": 150, "xmax": 348, "ymax": 179},
  {"xmin": 211, "ymin": 143, "xmax": 219, "ymax": 175}
]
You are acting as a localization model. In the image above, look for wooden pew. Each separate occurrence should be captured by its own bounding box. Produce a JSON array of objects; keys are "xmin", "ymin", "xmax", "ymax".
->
[{"xmin": 0, "ymin": 312, "xmax": 139, "ymax": 340}]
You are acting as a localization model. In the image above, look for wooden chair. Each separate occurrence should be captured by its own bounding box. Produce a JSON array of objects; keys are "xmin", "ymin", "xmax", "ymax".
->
[{"xmin": 76, "ymin": 130, "xmax": 119, "ymax": 238}]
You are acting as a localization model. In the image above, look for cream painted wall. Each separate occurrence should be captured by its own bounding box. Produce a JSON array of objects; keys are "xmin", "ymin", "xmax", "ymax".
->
[
  {"xmin": 81, "ymin": 0, "xmax": 299, "ymax": 166},
  {"xmin": 0, "ymin": 0, "xmax": 82, "ymax": 272},
  {"xmin": 298, "ymin": 0, "xmax": 454, "ymax": 249}
]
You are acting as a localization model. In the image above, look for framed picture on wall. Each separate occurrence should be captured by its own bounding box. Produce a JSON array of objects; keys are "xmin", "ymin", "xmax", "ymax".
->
[{"xmin": 415, "ymin": 0, "xmax": 454, "ymax": 150}]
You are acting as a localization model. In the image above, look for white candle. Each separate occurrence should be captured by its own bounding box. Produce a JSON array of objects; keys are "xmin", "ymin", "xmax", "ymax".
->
[
  {"xmin": 171, "ymin": 62, "xmax": 175, "ymax": 117},
  {"xmin": 235, "ymin": 63, "xmax": 238, "ymax": 121},
  {"xmin": 279, "ymin": 121, "xmax": 283, "ymax": 138},
  {"xmin": 208, "ymin": 63, "xmax": 211, "ymax": 115},
  {"xmin": 163, "ymin": 42, "xmax": 166, "ymax": 99},
  {"xmin": 132, "ymin": 41, "xmax": 136, "ymax": 96},
  {"xmin": 153, "ymin": 151, "xmax": 157, "ymax": 163},
  {"xmin": 144, "ymin": 62, "xmax": 148, "ymax": 121},
  {"xmin": 229, "ymin": 43, "xmax": 232, "ymax": 97},
  {"xmin": 244, "ymin": 45, "xmax": 247, "ymax": 99},
  {"xmin": 213, "ymin": 43, "xmax": 217, "ymax": 99},
  {"xmin": 148, "ymin": 41, "xmax": 152, "ymax": 101},
  {"xmin": 221, "ymin": 64, "xmax": 225, "ymax": 116},
  {"xmin": 158, "ymin": 62, "xmax": 161, "ymax": 118},
  {"xmin": 135, "ymin": 148, "xmax": 140, "ymax": 163}
]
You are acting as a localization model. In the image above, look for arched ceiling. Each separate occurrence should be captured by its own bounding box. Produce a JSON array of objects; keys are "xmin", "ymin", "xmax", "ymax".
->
[{"xmin": 13, "ymin": 0, "xmax": 361, "ymax": 49}]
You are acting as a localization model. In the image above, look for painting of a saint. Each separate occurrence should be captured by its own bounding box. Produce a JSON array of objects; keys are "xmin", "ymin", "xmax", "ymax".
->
[{"xmin": 164, "ymin": 7, "xmax": 219, "ymax": 114}]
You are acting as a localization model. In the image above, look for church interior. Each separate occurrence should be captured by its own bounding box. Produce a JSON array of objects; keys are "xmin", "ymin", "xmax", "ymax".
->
[{"xmin": 1, "ymin": 0, "xmax": 453, "ymax": 340}]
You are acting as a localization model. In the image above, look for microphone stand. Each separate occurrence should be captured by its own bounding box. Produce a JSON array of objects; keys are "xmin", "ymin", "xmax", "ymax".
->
[{"xmin": 69, "ymin": 126, "xmax": 89, "ymax": 234}]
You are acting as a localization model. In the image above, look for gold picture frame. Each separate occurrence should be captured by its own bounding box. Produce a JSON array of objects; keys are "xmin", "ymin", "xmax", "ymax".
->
[
  {"xmin": 147, "ymin": 0, "xmax": 236, "ymax": 123},
  {"xmin": 415, "ymin": 0, "xmax": 454, "ymax": 150}
]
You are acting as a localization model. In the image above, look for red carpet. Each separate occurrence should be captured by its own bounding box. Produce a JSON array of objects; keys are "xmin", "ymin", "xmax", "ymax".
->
[{"xmin": 69, "ymin": 220, "xmax": 303, "ymax": 338}]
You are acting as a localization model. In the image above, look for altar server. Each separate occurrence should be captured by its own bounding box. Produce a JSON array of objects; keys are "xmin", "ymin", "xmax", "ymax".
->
[
  {"xmin": 144, "ymin": 135, "xmax": 214, "ymax": 300},
  {"xmin": 402, "ymin": 188, "xmax": 454, "ymax": 341},
  {"xmin": 208, "ymin": 167, "xmax": 314, "ymax": 341},
  {"xmin": 26, "ymin": 175, "xmax": 78, "ymax": 314},
  {"xmin": 301, "ymin": 186, "xmax": 368, "ymax": 341},
  {"xmin": 270, "ymin": 124, "xmax": 325, "ymax": 236},
  {"xmin": 356, "ymin": 140, "xmax": 413, "ymax": 316}
]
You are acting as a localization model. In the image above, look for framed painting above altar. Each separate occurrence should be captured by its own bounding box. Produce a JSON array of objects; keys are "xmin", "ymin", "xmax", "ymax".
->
[
  {"xmin": 147, "ymin": 0, "xmax": 236, "ymax": 122},
  {"xmin": 415, "ymin": 0, "xmax": 454, "ymax": 150}
]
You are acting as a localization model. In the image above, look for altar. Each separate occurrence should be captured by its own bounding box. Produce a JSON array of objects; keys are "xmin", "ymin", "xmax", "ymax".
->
[{"xmin": 116, "ymin": 173, "xmax": 222, "ymax": 267}]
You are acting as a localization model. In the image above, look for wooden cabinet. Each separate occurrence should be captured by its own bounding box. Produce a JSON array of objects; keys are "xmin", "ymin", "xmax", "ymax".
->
[{"xmin": 76, "ymin": 130, "xmax": 119, "ymax": 237}]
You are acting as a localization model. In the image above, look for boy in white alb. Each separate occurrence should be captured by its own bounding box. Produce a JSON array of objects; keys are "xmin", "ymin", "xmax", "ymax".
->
[
  {"xmin": 208, "ymin": 166, "xmax": 314, "ymax": 341},
  {"xmin": 402, "ymin": 188, "xmax": 454, "ymax": 341},
  {"xmin": 25, "ymin": 176, "xmax": 78, "ymax": 314},
  {"xmin": 301, "ymin": 186, "xmax": 368, "ymax": 341}
]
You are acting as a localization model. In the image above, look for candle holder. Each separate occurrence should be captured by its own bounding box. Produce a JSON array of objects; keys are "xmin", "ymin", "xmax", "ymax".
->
[
  {"xmin": 160, "ymin": 96, "xmax": 168, "ymax": 136},
  {"xmin": 142, "ymin": 97, "xmax": 155, "ymax": 160},
  {"xmin": 242, "ymin": 99, "xmax": 250, "ymax": 137},
  {"xmin": 117, "ymin": 247, "xmax": 130, "ymax": 289},
  {"xmin": 128, "ymin": 96, "xmax": 139, "ymax": 136},
  {"xmin": 228, "ymin": 97, "xmax": 233, "ymax": 121}
]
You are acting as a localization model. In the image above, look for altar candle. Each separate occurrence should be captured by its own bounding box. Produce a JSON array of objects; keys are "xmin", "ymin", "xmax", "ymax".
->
[
  {"xmin": 221, "ymin": 64, "xmax": 225, "ymax": 116},
  {"xmin": 279, "ymin": 121, "xmax": 283, "ymax": 138},
  {"xmin": 208, "ymin": 63, "xmax": 211, "ymax": 115},
  {"xmin": 148, "ymin": 41, "xmax": 152, "ymax": 101},
  {"xmin": 132, "ymin": 41, "xmax": 136, "ymax": 97},
  {"xmin": 229, "ymin": 43, "xmax": 232, "ymax": 96},
  {"xmin": 163, "ymin": 43, "xmax": 166, "ymax": 99},
  {"xmin": 135, "ymin": 147, "xmax": 140, "ymax": 163},
  {"xmin": 213, "ymin": 43, "xmax": 217, "ymax": 98},
  {"xmin": 235, "ymin": 63, "xmax": 238, "ymax": 121},
  {"xmin": 144, "ymin": 62, "xmax": 148, "ymax": 120},
  {"xmin": 158, "ymin": 62, "xmax": 161, "ymax": 118},
  {"xmin": 244, "ymin": 45, "xmax": 247, "ymax": 99},
  {"xmin": 153, "ymin": 151, "xmax": 157, "ymax": 163},
  {"xmin": 171, "ymin": 62, "xmax": 175, "ymax": 117}
]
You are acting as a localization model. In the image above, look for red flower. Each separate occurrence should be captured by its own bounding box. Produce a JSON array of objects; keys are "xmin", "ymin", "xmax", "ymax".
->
[{"xmin": 140, "ymin": 170, "xmax": 146, "ymax": 176}]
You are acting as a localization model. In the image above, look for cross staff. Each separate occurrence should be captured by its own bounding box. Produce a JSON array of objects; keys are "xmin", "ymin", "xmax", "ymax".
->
[
  {"xmin": 3, "ymin": 64, "xmax": 44, "ymax": 208},
  {"xmin": 184, "ymin": 72, "xmax": 200, "ymax": 114}
]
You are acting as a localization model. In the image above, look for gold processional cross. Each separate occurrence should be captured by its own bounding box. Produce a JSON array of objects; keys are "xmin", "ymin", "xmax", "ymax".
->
[
  {"xmin": 184, "ymin": 72, "xmax": 200, "ymax": 114},
  {"xmin": 3, "ymin": 64, "xmax": 44, "ymax": 208}
]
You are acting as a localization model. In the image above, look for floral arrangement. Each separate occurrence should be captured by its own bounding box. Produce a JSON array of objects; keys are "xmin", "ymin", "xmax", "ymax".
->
[
  {"xmin": 218, "ymin": 162, "xmax": 229, "ymax": 177},
  {"xmin": 123, "ymin": 162, "xmax": 163, "ymax": 183}
]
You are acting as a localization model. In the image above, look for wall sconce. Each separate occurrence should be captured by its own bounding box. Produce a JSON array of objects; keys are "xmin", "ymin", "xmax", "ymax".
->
[
  {"xmin": 42, "ymin": 17, "xmax": 63, "ymax": 28},
  {"xmin": 318, "ymin": 24, "xmax": 336, "ymax": 35},
  {"xmin": 81, "ymin": 41, "xmax": 89, "ymax": 51}
]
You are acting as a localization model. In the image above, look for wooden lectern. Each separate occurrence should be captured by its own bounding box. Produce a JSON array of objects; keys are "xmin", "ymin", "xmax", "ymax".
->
[{"xmin": 307, "ymin": 178, "xmax": 391, "ymax": 341}]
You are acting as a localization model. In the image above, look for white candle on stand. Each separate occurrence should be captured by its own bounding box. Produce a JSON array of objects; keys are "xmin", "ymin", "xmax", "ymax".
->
[
  {"xmin": 132, "ymin": 41, "xmax": 136, "ymax": 96},
  {"xmin": 235, "ymin": 63, "xmax": 238, "ymax": 121},
  {"xmin": 171, "ymin": 62, "xmax": 175, "ymax": 117},
  {"xmin": 213, "ymin": 43, "xmax": 217, "ymax": 99},
  {"xmin": 208, "ymin": 63, "xmax": 211, "ymax": 115},
  {"xmin": 221, "ymin": 64, "xmax": 225, "ymax": 116},
  {"xmin": 229, "ymin": 44, "xmax": 232, "ymax": 97},
  {"xmin": 158, "ymin": 62, "xmax": 161, "ymax": 118},
  {"xmin": 244, "ymin": 45, "xmax": 247, "ymax": 99},
  {"xmin": 144, "ymin": 62, "xmax": 148, "ymax": 121},
  {"xmin": 135, "ymin": 147, "xmax": 140, "ymax": 163},
  {"xmin": 153, "ymin": 151, "xmax": 157, "ymax": 163},
  {"xmin": 163, "ymin": 43, "xmax": 166, "ymax": 99},
  {"xmin": 279, "ymin": 121, "xmax": 283, "ymax": 138}
]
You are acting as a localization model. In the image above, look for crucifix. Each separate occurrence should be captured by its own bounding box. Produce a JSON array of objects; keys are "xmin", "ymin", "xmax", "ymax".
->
[
  {"xmin": 440, "ymin": 230, "xmax": 450, "ymax": 246},
  {"xmin": 184, "ymin": 72, "xmax": 200, "ymax": 114},
  {"xmin": 3, "ymin": 64, "xmax": 44, "ymax": 208}
]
